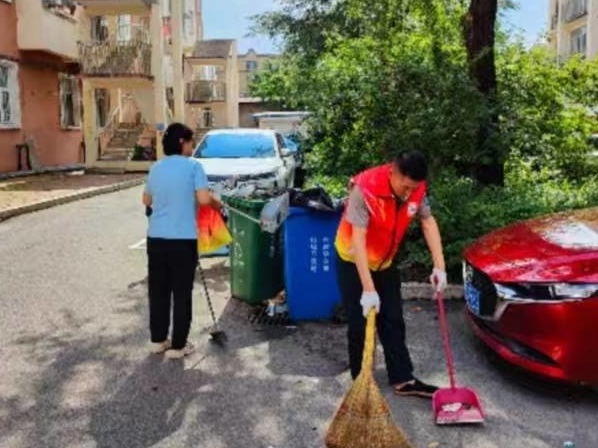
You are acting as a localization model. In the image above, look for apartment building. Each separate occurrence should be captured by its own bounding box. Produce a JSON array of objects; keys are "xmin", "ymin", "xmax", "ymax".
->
[
  {"xmin": 237, "ymin": 49, "xmax": 279, "ymax": 127},
  {"xmin": 0, "ymin": 0, "xmax": 87, "ymax": 173},
  {"xmin": 548, "ymin": 0, "xmax": 598, "ymax": 59},
  {"xmin": 185, "ymin": 39, "xmax": 239, "ymax": 141}
]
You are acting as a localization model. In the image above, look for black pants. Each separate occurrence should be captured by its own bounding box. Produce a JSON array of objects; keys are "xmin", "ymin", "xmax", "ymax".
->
[
  {"xmin": 336, "ymin": 255, "xmax": 414, "ymax": 385},
  {"xmin": 147, "ymin": 238, "xmax": 198, "ymax": 350}
]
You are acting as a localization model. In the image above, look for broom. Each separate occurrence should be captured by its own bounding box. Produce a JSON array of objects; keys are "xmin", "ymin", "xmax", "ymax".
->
[{"xmin": 326, "ymin": 310, "xmax": 414, "ymax": 448}]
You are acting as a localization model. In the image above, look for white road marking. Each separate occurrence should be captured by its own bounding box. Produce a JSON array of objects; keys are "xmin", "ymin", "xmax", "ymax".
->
[{"xmin": 129, "ymin": 238, "xmax": 147, "ymax": 250}]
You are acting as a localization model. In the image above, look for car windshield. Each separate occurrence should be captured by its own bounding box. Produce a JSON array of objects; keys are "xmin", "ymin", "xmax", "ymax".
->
[{"xmin": 194, "ymin": 133, "xmax": 276, "ymax": 159}]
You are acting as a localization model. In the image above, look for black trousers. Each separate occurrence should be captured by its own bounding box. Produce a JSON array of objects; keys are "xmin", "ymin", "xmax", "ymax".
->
[
  {"xmin": 336, "ymin": 255, "xmax": 414, "ymax": 385},
  {"xmin": 147, "ymin": 238, "xmax": 198, "ymax": 350}
]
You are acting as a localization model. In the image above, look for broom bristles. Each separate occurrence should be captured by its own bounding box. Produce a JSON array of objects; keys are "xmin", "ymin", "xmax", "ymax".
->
[{"xmin": 325, "ymin": 311, "xmax": 414, "ymax": 448}]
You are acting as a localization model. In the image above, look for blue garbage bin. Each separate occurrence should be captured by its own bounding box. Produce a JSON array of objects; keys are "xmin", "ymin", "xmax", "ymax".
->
[{"xmin": 283, "ymin": 207, "xmax": 342, "ymax": 321}]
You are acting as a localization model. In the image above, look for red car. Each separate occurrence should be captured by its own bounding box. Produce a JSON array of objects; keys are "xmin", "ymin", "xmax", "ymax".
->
[{"xmin": 463, "ymin": 207, "xmax": 598, "ymax": 385}]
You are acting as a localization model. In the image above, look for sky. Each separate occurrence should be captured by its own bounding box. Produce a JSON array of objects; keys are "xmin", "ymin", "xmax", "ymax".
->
[{"xmin": 203, "ymin": 0, "xmax": 550, "ymax": 55}]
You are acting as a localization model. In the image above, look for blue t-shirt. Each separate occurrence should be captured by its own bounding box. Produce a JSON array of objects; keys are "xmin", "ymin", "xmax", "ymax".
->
[{"xmin": 145, "ymin": 155, "xmax": 208, "ymax": 240}]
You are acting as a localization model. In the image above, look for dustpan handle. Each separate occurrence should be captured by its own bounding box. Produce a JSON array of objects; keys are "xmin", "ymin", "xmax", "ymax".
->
[
  {"xmin": 436, "ymin": 291, "xmax": 457, "ymax": 389},
  {"xmin": 360, "ymin": 310, "xmax": 377, "ymax": 374}
]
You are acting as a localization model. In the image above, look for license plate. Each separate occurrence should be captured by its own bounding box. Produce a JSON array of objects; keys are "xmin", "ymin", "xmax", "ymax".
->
[{"xmin": 464, "ymin": 282, "xmax": 481, "ymax": 315}]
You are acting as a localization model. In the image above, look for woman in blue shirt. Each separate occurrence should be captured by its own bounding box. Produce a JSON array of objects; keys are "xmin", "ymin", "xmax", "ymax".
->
[{"xmin": 142, "ymin": 123, "xmax": 219, "ymax": 359}]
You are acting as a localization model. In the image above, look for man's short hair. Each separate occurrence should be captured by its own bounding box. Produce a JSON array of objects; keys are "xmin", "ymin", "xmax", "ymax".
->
[
  {"xmin": 394, "ymin": 150, "xmax": 428, "ymax": 181},
  {"xmin": 162, "ymin": 122, "xmax": 194, "ymax": 156}
]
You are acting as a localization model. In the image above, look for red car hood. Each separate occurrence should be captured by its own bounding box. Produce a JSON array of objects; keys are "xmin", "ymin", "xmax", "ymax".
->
[{"xmin": 464, "ymin": 207, "xmax": 598, "ymax": 283}]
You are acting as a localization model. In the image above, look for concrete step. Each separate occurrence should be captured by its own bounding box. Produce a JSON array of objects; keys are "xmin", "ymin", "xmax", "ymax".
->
[
  {"xmin": 117, "ymin": 122, "xmax": 141, "ymax": 129},
  {"xmin": 108, "ymin": 140, "xmax": 137, "ymax": 148},
  {"xmin": 101, "ymin": 147, "xmax": 133, "ymax": 162}
]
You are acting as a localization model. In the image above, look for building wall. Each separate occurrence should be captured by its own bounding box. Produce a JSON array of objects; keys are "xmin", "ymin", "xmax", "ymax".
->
[
  {"xmin": 0, "ymin": 1, "xmax": 82, "ymax": 173},
  {"xmin": 548, "ymin": 0, "xmax": 598, "ymax": 59},
  {"xmin": 239, "ymin": 102, "xmax": 269, "ymax": 128},
  {"xmin": 237, "ymin": 50, "xmax": 279, "ymax": 98},
  {"xmin": 186, "ymin": 102, "xmax": 229, "ymax": 129},
  {"xmin": 226, "ymin": 43, "xmax": 240, "ymax": 127},
  {"xmin": 15, "ymin": 0, "xmax": 85, "ymax": 60},
  {"xmin": 589, "ymin": 0, "xmax": 598, "ymax": 58}
]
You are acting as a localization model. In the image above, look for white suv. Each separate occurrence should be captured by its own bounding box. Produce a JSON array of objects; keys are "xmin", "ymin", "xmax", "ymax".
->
[{"xmin": 193, "ymin": 129, "xmax": 298, "ymax": 190}]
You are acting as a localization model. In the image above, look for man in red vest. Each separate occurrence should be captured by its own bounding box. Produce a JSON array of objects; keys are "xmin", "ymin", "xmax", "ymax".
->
[{"xmin": 335, "ymin": 150, "xmax": 447, "ymax": 398}]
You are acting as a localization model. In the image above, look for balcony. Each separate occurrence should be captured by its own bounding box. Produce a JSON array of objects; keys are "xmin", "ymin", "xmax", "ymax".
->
[
  {"xmin": 564, "ymin": 0, "xmax": 588, "ymax": 23},
  {"xmin": 185, "ymin": 81, "xmax": 226, "ymax": 103},
  {"xmin": 76, "ymin": 0, "xmax": 155, "ymax": 16},
  {"xmin": 78, "ymin": 40, "xmax": 152, "ymax": 78},
  {"xmin": 15, "ymin": 0, "xmax": 81, "ymax": 60}
]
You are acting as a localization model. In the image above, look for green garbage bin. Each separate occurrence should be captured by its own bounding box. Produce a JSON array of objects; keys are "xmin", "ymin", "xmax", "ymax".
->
[{"xmin": 225, "ymin": 196, "xmax": 284, "ymax": 305}]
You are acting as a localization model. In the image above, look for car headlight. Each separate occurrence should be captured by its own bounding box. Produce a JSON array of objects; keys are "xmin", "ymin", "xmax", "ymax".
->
[
  {"xmin": 495, "ymin": 282, "xmax": 598, "ymax": 302},
  {"xmin": 550, "ymin": 283, "xmax": 598, "ymax": 300}
]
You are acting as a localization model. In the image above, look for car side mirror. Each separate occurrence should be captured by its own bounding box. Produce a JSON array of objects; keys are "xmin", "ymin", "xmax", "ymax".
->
[{"xmin": 281, "ymin": 148, "xmax": 293, "ymax": 157}]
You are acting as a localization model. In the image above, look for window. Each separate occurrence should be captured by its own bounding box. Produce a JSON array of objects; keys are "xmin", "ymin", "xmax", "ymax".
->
[
  {"xmin": 0, "ymin": 60, "xmax": 20, "ymax": 129},
  {"xmin": 570, "ymin": 26, "xmax": 587, "ymax": 56},
  {"xmin": 246, "ymin": 60, "xmax": 258, "ymax": 71},
  {"xmin": 161, "ymin": 0, "xmax": 171, "ymax": 18},
  {"xmin": 59, "ymin": 74, "xmax": 81, "ymax": 129},
  {"xmin": 117, "ymin": 15, "xmax": 132, "ymax": 41},
  {"xmin": 183, "ymin": 0, "xmax": 195, "ymax": 38},
  {"xmin": 192, "ymin": 65, "xmax": 217, "ymax": 81},
  {"xmin": 201, "ymin": 108, "xmax": 213, "ymax": 128},
  {"xmin": 91, "ymin": 16, "xmax": 109, "ymax": 41}
]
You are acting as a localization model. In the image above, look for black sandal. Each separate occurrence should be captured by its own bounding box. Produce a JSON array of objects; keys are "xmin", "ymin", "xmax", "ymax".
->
[{"xmin": 393, "ymin": 379, "xmax": 438, "ymax": 398}]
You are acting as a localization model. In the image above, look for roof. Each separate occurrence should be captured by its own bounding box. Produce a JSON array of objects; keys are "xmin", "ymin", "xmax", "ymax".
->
[
  {"xmin": 252, "ymin": 112, "xmax": 310, "ymax": 119},
  {"xmin": 191, "ymin": 40, "xmax": 235, "ymax": 59},
  {"xmin": 238, "ymin": 48, "xmax": 280, "ymax": 58}
]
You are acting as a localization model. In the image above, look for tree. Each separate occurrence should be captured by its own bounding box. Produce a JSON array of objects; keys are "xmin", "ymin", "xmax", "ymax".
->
[{"xmin": 463, "ymin": 0, "xmax": 503, "ymax": 185}]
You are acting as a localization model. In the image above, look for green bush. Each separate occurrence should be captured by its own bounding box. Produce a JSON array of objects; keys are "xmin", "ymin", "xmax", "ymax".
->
[
  {"xmin": 311, "ymin": 169, "xmax": 598, "ymax": 282},
  {"xmin": 402, "ymin": 168, "xmax": 598, "ymax": 281}
]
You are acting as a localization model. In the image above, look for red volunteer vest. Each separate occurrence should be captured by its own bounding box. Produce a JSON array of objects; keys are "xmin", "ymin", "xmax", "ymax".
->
[{"xmin": 335, "ymin": 164, "xmax": 427, "ymax": 271}]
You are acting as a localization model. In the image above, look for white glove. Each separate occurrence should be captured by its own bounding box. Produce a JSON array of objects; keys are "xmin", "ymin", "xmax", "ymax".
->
[
  {"xmin": 360, "ymin": 291, "xmax": 381, "ymax": 318},
  {"xmin": 431, "ymin": 268, "xmax": 448, "ymax": 293}
]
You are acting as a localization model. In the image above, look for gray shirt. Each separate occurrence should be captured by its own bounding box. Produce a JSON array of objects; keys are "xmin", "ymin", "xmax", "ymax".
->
[{"xmin": 346, "ymin": 186, "xmax": 432, "ymax": 229}]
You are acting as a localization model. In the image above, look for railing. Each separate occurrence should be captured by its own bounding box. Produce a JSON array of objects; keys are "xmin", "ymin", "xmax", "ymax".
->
[
  {"xmin": 78, "ymin": 39, "xmax": 152, "ymax": 77},
  {"xmin": 185, "ymin": 81, "xmax": 226, "ymax": 103},
  {"xmin": 564, "ymin": 0, "xmax": 588, "ymax": 23},
  {"xmin": 98, "ymin": 106, "xmax": 120, "ymax": 159}
]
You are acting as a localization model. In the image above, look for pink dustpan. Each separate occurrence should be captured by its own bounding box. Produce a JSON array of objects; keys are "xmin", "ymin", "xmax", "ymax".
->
[{"xmin": 432, "ymin": 291, "xmax": 485, "ymax": 425}]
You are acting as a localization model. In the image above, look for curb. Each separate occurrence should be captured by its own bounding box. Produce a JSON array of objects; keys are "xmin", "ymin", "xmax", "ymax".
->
[
  {"xmin": 0, "ymin": 164, "xmax": 85, "ymax": 181},
  {"xmin": 0, "ymin": 178, "xmax": 144, "ymax": 223},
  {"xmin": 402, "ymin": 282, "xmax": 463, "ymax": 300}
]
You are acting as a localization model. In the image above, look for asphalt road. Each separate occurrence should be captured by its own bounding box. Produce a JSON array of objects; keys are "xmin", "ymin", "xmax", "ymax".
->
[{"xmin": 0, "ymin": 186, "xmax": 596, "ymax": 448}]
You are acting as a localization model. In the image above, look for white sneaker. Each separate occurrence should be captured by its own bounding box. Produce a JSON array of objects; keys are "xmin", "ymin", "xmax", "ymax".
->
[
  {"xmin": 150, "ymin": 339, "xmax": 171, "ymax": 354},
  {"xmin": 165, "ymin": 343, "xmax": 195, "ymax": 360}
]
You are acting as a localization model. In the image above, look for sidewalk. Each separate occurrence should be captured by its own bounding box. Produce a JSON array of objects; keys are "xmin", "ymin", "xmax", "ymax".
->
[{"xmin": 0, "ymin": 171, "xmax": 144, "ymax": 221}]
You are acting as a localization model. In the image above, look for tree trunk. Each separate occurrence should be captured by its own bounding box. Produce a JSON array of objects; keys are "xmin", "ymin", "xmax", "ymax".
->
[{"xmin": 463, "ymin": 0, "xmax": 503, "ymax": 186}]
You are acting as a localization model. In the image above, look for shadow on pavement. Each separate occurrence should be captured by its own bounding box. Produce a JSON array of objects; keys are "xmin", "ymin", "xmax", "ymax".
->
[{"xmin": 89, "ymin": 356, "xmax": 203, "ymax": 448}]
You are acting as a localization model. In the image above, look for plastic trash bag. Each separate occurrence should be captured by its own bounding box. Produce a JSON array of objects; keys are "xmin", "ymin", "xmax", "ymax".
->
[
  {"xmin": 289, "ymin": 187, "xmax": 340, "ymax": 212},
  {"xmin": 326, "ymin": 311, "xmax": 414, "ymax": 448},
  {"xmin": 197, "ymin": 207, "xmax": 232, "ymax": 255}
]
